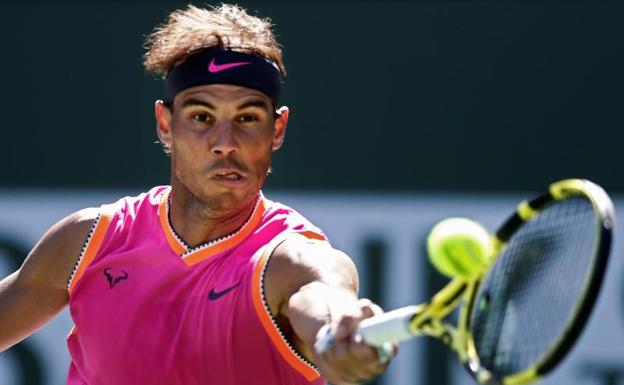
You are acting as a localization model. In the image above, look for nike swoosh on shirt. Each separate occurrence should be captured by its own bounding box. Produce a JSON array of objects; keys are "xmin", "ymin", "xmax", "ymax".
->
[
  {"xmin": 208, "ymin": 282, "xmax": 241, "ymax": 300},
  {"xmin": 208, "ymin": 59, "xmax": 251, "ymax": 73}
]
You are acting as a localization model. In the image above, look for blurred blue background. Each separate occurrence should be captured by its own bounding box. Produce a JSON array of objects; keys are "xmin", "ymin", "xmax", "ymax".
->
[{"xmin": 0, "ymin": 1, "xmax": 622, "ymax": 385}]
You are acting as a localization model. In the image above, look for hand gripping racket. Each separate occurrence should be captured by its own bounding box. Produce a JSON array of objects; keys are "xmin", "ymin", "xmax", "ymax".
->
[{"xmin": 316, "ymin": 179, "xmax": 615, "ymax": 385}]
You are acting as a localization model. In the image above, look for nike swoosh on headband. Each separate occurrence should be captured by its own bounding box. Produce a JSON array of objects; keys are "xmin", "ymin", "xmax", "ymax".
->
[{"xmin": 208, "ymin": 58, "xmax": 251, "ymax": 73}]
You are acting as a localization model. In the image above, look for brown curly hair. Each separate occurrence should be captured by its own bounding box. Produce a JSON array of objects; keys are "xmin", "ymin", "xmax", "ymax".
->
[{"xmin": 144, "ymin": 4, "xmax": 286, "ymax": 78}]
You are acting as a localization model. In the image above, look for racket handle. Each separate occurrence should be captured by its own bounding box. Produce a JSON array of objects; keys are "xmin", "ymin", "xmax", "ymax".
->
[
  {"xmin": 314, "ymin": 305, "xmax": 418, "ymax": 353},
  {"xmin": 358, "ymin": 305, "xmax": 419, "ymax": 347}
]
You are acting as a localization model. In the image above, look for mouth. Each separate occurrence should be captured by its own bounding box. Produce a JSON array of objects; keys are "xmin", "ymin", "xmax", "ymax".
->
[{"xmin": 212, "ymin": 169, "xmax": 245, "ymax": 182}]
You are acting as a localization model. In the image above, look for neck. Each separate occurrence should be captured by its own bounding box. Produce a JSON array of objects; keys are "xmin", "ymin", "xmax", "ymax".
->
[{"xmin": 168, "ymin": 186, "xmax": 259, "ymax": 249}]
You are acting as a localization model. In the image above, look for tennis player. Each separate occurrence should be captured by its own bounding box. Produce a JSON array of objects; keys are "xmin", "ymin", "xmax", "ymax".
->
[{"xmin": 0, "ymin": 4, "xmax": 393, "ymax": 385}]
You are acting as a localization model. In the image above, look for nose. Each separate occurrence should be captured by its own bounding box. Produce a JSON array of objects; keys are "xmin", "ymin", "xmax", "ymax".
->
[{"xmin": 210, "ymin": 121, "xmax": 238, "ymax": 156}]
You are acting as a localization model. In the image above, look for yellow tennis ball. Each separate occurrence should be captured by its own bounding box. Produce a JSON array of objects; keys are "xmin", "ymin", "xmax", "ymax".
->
[{"xmin": 426, "ymin": 218, "xmax": 493, "ymax": 279}]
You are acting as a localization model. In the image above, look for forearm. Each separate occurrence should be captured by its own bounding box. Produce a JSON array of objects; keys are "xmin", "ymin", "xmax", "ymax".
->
[
  {"xmin": 0, "ymin": 209, "xmax": 93, "ymax": 352},
  {"xmin": 0, "ymin": 272, "xmax": 67, "ymax": 352},
  {"xmin": 266, "ymin": 237, "xmax": 390, "ymax": 384},
  {"xmin": 285, "ymin": 281, "xmax": 359, "ymax": 358},
  {"xmin": 285, "ymin": 282, "xmax": 389, "ymax": 385}
]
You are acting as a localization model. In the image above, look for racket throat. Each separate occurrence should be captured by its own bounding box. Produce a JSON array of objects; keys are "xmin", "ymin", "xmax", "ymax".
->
[{"xmin": 416, "ymin": 317, "xmax": 464, "ymax": 355}]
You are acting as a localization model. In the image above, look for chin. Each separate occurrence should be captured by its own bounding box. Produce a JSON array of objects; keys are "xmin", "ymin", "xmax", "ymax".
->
[{"xmin": 202, "ymin": 187, "xmax": 258, "ymax": 212}]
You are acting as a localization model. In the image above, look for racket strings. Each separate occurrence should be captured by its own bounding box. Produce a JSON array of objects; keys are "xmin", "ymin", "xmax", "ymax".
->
[{"xmin": 470, "ymin": 196, "xmax": 597, "ymax": 377}]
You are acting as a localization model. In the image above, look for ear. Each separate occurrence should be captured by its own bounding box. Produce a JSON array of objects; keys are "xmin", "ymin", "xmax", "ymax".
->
[
  {"xmin": 272, "ymin": 106, "xmax": 289, "ymax": 151},
  {"xmin": 155, "ymin": 100, "xmax": 173, "ymax": 149}
]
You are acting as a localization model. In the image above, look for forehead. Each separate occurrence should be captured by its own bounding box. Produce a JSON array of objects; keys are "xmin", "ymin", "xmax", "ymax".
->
[{"xmin": 174, "ymin": 84, "xmax": 272, "ymax": 108}]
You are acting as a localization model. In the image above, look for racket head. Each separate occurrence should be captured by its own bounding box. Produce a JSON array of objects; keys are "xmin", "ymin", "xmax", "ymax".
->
[{"xmin": 457, "ymin": 179, "xmax": 614, "ymax": 385}]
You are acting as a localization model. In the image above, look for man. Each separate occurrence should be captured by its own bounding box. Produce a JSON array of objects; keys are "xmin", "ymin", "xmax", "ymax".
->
[{"xmin": 0, "ymin": 4, "xmax": 393, "ymax": 385}]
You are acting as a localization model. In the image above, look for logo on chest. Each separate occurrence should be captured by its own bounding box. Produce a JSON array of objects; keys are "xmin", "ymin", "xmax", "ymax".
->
[
  {"xmin": 103, "ymin": 268, "xmax": 129, "ymax": 289},
  {"xmin": 208, "ymin": 281, "xmax": 241, "ymax": 300}
]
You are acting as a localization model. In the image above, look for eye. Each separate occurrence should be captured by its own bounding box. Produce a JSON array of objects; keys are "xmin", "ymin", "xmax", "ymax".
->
[
  {"xmin": 192, "ymin": 113, "xmax": 212, "ymax": 123},
  {"xmin": 237, "ymin": 114, "xmax": 260, "ymax": 123}
]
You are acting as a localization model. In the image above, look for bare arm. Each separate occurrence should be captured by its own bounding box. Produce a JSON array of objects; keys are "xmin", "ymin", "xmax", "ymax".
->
[
  {"xmin": 264, "ymin": 235, "xmax": 393, "ymax": 385},
  {"xmin": 0, "ymin": 208, "xmax": 97, "ymax": 351}
]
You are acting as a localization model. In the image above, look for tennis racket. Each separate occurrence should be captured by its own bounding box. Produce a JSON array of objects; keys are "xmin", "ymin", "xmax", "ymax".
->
[{"xmin": 316, "ymin": 178, "xmax": 615, "ymax": 385}]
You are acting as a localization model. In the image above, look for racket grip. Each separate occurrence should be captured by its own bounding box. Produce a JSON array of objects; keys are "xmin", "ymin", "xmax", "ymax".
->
[
  {"xmin": 358, "ymin": 305, "xmax": 419, "ymax": 347},
  {"xmin": 314, "ymin": 305, "xmax": 418, "ymax": 353}
]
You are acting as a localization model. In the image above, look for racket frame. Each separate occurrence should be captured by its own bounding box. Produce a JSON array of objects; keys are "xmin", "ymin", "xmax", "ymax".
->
[{"xmin": 456, "ymin": 179, "xmax": 614, "ymax": 385}]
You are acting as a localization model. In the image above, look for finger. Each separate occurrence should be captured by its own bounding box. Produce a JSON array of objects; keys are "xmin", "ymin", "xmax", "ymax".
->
[
  {"xmin": 374, "ymin": 342, "xmax": 394, "ymax": 365},
  {"xmin": 367, "ymin": 302, "xmax": 384, "ymax": 316},
  {"xmin": 360, "ymin": 303, "xmax": 375, "ymax": 319},
  {"xmin": 333, "ymin": 333, "xmax": 385, "ymax": 377},
  {"xmin": 319, "ymin": 306, "xmax": 393, "ymax": 384},
  {"xmin": 358, "ymin": 297, "xmax": 374, "ymax": 307},
  {"xmin": 391, "ymin": 341, "xmax": 399, "ymax": 357},
  {"xmin": 358, "ymin": 298, "xmax": 383, "ymax": 318},
  {"xmin": 347, "ymin": 335, "xmax": 389, "ymax": 379},
  {"xmin": 351, "ymin": 333, "xmax": 378, "ymax": 361},
  {"xmin": 326, "ymin": 339, "xmax": 367, "ymax": 382},
  {"xmin": 334, "ymin": 314, "xmax": 359, "ymax": 340},
  {"xmin": 351, "ymin": 335, "xmax": 396, "ymax": 378}
]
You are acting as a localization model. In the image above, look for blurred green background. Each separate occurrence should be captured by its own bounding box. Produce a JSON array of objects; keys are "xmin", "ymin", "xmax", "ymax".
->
[
  {"xmin": 1, "ymin": 3, "xmax": 623, "ymax": 385},
  {"xmin": 1, "ymin": 1, "xmax": 622, "ymax": 192}
]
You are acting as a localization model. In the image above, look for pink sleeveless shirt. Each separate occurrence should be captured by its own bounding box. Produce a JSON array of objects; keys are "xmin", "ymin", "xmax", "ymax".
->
[{"xmin": 66, "ymin": 186, "xmax": 327, "ymax": 385}]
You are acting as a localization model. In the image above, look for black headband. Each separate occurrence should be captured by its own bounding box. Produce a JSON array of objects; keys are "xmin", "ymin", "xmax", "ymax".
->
[{"xmin": 165, "ymin": 49, "xmax": 281, "ymax": 105}]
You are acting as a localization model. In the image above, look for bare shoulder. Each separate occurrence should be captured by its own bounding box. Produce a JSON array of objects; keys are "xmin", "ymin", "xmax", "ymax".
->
[
  {"xmin": 264, "ymin": 235, "xmax": 359, "ymax": 315},
  {"xmin": 15, "ymin": 207, "xmax": 99, "ymax": 292}
]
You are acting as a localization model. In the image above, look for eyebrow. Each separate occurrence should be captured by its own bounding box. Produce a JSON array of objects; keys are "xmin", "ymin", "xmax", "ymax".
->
[
  {"xmin": 180, "ymin": 98, "xmax": 215, "ymax": 110},
  {"xmin": 179, "ymin": 97, "xmax": 271, "ymax": 112},
  {"xmin": 237, "ymin": 99, "xmax": 271, "ymax": 112}
]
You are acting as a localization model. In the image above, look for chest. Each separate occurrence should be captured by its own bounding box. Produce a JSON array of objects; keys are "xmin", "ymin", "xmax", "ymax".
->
[{"xmin": 69, "ymin": 243, "xmax": 259, "ymax": 348}]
